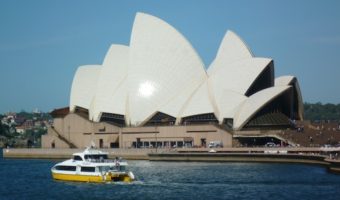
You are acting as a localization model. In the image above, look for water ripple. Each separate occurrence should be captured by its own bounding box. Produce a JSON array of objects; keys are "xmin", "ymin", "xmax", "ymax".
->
[{"xmin": 1, "ymin": 159, "xmax": 340, "ymax": 200}]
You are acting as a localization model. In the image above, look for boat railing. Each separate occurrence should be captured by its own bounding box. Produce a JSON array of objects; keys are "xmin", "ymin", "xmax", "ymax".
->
[{"xmin": 86, "ymin": 158, "xmax": 126, "ymax": 164}]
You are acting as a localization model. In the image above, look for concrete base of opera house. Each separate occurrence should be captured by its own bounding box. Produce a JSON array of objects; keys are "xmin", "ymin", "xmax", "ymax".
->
[{"xmin": 41, "ymin": 113, "xmax": 234, "ymax": 150}]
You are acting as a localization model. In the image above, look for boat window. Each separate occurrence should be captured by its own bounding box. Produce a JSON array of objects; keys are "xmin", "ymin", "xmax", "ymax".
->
[
  {"xmin": 84, "ymin": 154, "xmax": 108, "ymax": 160},
  {"xmin": 99, "ymin": 166, "xmax": 110, "ymax": 172},
  {"xmin": 73, "ymin": 156, "xmax": 83, "ymax": 161},
  {"xmin": 55, "ymin": 165, "xmax": 76, "ymax": 171},
  {"xmin": 81, "ymin": 167, "xmax": 96, "ymax": 172}
]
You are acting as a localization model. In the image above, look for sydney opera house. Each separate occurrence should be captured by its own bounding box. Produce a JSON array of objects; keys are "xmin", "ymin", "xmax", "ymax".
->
[{"xmin": 42, "ymin": 13, "xmax": 303, "ymax": 149}]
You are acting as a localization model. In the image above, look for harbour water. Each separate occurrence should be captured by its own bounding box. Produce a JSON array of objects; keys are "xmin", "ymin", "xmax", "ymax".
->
[{"xmin": 1, "ymin": 157, "xmax": 340, "ymax": 200}]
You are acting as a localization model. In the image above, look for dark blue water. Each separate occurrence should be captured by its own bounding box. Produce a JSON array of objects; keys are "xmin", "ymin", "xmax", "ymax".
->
[{"xmin": 1, "ymin": 157, "xmax": 340, "ymax": 200}]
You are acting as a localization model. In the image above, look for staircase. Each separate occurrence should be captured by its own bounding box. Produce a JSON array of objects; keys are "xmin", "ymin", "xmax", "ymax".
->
[
  {"xmin": 276, "ymin": 121, "xmax": 340, "ymax": 147},
  {"xmin": 49, "ymin": 126, "xmax": 77, "ymax": 148}
]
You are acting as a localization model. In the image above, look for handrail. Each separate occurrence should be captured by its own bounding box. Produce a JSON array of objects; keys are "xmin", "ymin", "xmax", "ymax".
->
[{"xmin": 50, "ymin": 126, "xmax": 78, "ymax": 148}]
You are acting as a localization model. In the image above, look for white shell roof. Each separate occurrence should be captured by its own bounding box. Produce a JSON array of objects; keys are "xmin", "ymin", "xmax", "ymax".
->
[
  {"xmin": 275, "ymin": 75, "xmax": 304, "ymax": 120},
  {"xmin": 70, "ymin": 65, "xmax": 101, "ymax": 112},
  {"xmin": 69, "ymin": 12, "xmax": 303, "ymax": 129},
  {"xmin": 233, "ymin": 86, "xmax": 292, "ymax": 130},
  {"xmin": 180, "ymin": 81, "xmax": 216, "ymax": 118},
  {"xmin": 127, "ymin": 12, "xmax": 206, "ymax": 125},
  {"xmin": 218, "ymin": 90, "xmax": 248, "ymax": 121},
  {"xmin": 208, "ymin": 30, "xmax": 253, "ymax": 76},
  {"xmin": 159, "ymin": 80, "xmax": 208, "ymax": 120},
  {"xmin": 275, "ymin": 75, "xmax": 295, "ymax": 86},
  {"xmin": 210, "ymin": 58, "xmax": 272, "ymax": 95},
  {"xmin": 91, "ymin": 44, "xmax": 129, "ymax": 121}
]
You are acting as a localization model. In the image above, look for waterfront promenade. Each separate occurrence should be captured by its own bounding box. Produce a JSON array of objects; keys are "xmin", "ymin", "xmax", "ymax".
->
[
  {"xmin": 2, "ymin": 147, "xmax": 339, "ymax": 158},
  {"xmin": 3, "ymin": 147, "xmax": 340, "ymax": 173},
  {"xmin": 1, "ymin": 147, "xmax": 338, "ymax": 160},
  {"xmin": 2, "ymin": 148, "xmax": 159, "ymax": 160},
  {"xmin": 3, "ymin": 147, "xmax": 340, "ymax": 159}
]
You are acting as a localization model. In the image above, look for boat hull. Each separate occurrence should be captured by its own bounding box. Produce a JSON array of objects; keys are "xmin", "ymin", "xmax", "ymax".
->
[{"xmin": 52, "ymin": 172, "xmax": 132, "ymax": 183}]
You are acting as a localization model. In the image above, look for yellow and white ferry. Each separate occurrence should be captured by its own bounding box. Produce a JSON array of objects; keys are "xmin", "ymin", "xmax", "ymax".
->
[{"xmin": 51, "ymin": 147, "xmax": 135, "ymax": 183}]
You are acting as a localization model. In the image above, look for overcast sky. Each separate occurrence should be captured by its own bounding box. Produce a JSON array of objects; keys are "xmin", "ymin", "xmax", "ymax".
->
[{"xmin": 1, "ymin": 0, "xmax": 340, "ymax": 113}]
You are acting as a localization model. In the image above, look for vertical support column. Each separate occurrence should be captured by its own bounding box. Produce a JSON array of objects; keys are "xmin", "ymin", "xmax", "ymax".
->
[{"xmin": 119, "ymin": 128, "xmax": 123, "ymax": 148}]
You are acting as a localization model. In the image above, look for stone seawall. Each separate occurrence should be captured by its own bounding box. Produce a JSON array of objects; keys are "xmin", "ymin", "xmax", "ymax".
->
[
  {"xmin": 326, "ymin": 159, "xmax": 340, "ymax": 174},
  {"xmin": 148, "ymin": 152, "xmax": 340, "ymax": 174},
  {"xmin": 148, "ymin": 152, "xmax": 329, "ymax": 165},
  {"xmin": 2, "ymin": 147, "xmax": 340, "ymax": 174},
  {"xmin": 2, "ymin": 148, "xmax": 164, "ymax": 160},
  {"xmin": 2, "ymin": 147, "xmax": 339, "ymax": 160}
]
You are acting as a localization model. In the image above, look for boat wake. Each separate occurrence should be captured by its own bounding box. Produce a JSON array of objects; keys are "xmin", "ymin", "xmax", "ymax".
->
[{"xmin": 105, "ymin": 180, "xmax": 144, "ymax": 185}]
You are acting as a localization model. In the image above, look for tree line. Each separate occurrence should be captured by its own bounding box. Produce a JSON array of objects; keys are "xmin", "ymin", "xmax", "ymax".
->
[
  {"xmin": 304, "ymin": 102, "xmax": 340, "ymax": 121},
  {"xmin": 0, "ymin": 112, "xmax": 51, "ymax": 148}
]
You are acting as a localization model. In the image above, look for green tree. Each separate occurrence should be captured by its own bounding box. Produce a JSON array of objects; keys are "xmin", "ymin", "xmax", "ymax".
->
[
  {"xmin": 304, "ymin": 102, "xmax": 340, "ymax": 121},
  {"xmin": 0, "ymin": 123, "xmax": 10, "ymax": 137}
]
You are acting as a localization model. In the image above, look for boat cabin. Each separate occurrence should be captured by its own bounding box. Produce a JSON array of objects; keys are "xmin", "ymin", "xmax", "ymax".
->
[
  {"xmin": 53, "ymin": 164, "xmax": 126, "ymax": 173},
  {"xmin": 72, "ymin": 154, "xmax": 108, "ymax": 162},
  {"xmin": 72, "ymin": 148, "xmax": 109, "ymax": 162}
]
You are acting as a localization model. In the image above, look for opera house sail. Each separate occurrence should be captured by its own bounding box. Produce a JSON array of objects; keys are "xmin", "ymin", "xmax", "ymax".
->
[{"xmin": 69, "ymin": 12, "xmax": 303, "ymax": 131}]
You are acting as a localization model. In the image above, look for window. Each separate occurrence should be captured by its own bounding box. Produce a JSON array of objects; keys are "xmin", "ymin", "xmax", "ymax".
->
[
  {"xmin": 143, "ymin": 141, "xmax": 150, "ymax": 148},
  {"xmin": 163, "ymin": 141, "xmax": 169, "ymax": 148},
  {"xmin": 156, "ymin": 141, "xmax": 162, "ymax": 148},
  {"xmin": 144, "ymin": 112, "xmax": 176, "ymax": 126},
  {"xmin": 177, "ymin": 141, "xmax": 184, "ymax": 147},
  {"xmin": 223, "ymin": 118, "xmax": 234, "ymax": 129},
  {"xmin": 84, "ymin": 154, "xmax": 108, "ymax": 160},
  {"xmin": 55, "ymin": 165, "xmax": 76, "ymax": 171},
  {"xmin": 99, "ymin": 166, "xmax": 110, "ymax": 172},
  {"xmin": 81, "ymin": 167, "xmax": 96, "ymax": 172},
  {"xmin": 99, "ymin": 139, "xmax": 104, "ymax": 148},
  {"xmin": 100, "ymin": 113, "xmax": 125, "ymax": 127},
  {"xmin": 150, "ymin": 141, "xmax": 156, "ymax": 148},
  {"xmin": 110, "ymin": 142, "xmax": 119, "ymax": 148},
  {"xmin": 181, "ymin": 113, "xmax": 218, "ymax": 124},
  {"xmin": 170, "ymin": 141, "xmax": 176, "ymax": 148},
  {"xmin": 132, "ymin": 142, "xmax": 137, "ymax": 148},
  {"xmin": 73, "ymin": 156, "xmax": 83, "ymax": 161}
]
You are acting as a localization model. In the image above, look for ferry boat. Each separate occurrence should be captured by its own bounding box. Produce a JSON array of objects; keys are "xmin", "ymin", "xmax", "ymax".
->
[{"xmin": 51, "ymin": 147, "xmax": 135, "ymax": 183}]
